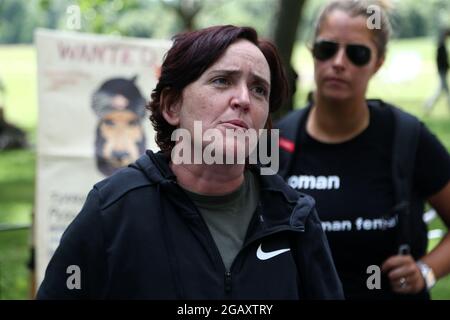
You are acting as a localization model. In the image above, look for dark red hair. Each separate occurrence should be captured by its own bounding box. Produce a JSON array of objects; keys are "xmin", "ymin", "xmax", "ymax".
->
[{"xmin": 147, "ymin": 25, "xmax": 288, "ymax": 152}]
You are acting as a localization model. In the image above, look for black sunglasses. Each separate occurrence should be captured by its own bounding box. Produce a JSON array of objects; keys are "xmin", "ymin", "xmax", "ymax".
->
[{"xmin": 312, "ymin": 40, "xmax": 372, "ymax": 66}]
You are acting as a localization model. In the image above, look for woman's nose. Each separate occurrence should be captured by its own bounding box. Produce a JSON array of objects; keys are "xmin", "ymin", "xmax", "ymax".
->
[
  {"xmin": 331, "ymin": 47, "xmax": 347, "ymax": 70},
  {"xmin": 231, "ymin": 84, "xmax": 250, "ymax": 110}
]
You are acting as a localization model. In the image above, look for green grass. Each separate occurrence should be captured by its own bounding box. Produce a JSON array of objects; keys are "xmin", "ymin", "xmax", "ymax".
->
[
  {"xmin": 0, "ymin": 229, "xmax": 31, "ymax": 300},
  {"xmin": 0, "ymin": 45, "xmax": 37, "ymax": 133},
  {"xmin": 1, "ymin": 36, "xmax": 450, "ymax": 299},
  {"xmin": 0, "ymin": 45, "xmax": 37, "ymax": 300},
  {"xmin": 428, "ymin": 217, "xmax": 450, "ymax": 300},
  {"xmin": 0, "ymin": 150, "xmax": 35, "ymax": 299},
  {"xmin": 0, "ymin": 150, "xmax": 35, "ymax": 224}
]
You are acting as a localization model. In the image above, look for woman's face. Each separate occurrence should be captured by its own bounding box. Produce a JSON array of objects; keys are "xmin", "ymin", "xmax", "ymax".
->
[
  {"xmin": 313, "ymin": 10, "xmax": 384, "ymax": 102},
  {"xmin": 164, "ymin": 39, "xmax": 271, "ymax": 162}
]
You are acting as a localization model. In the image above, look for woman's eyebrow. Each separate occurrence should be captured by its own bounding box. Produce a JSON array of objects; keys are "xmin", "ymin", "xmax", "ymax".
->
[{"xmin": 207, "ymin": 69, "xmax": 270, "ymax": 87}]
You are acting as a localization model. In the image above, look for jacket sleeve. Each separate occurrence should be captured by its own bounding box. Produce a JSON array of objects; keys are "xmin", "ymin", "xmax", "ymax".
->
[
  {"xmin": 36, "ymin": 188, "xmax": 107, "ymax": 299},
  {"xmin": 294, "ymin": 208, "xmax": 345, "ymax": 300}
]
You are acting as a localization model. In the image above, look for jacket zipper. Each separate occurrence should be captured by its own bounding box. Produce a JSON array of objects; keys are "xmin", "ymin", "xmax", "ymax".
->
[
  {"xmin": 224, "ymin": 271, "xmax": 232, "ymax": 297},
  {"xmin": 180, "ymin": 196, "xmax": 236, "ymax": 298},
  {"xmin": 239, "ymin": 202, "xmax": 305, "ymax": 254},
  {"xmin": 175, "ymin": 185, "xmax": 306, "ymax": 298},
  {"xmin": 224, "ymin": 202, "xmax": 306, "ymax": 297}
]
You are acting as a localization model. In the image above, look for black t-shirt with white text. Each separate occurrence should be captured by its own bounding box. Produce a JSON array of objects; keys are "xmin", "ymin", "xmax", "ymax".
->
[{"xmin": 283, "ymin": 104, "xmax": 450, "ymax": 299}]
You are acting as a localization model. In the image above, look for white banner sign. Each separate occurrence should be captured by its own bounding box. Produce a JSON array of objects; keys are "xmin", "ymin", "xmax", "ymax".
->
[{"xmin": 34, "ymin": 29, "xmax": 170, "ymax": 285}]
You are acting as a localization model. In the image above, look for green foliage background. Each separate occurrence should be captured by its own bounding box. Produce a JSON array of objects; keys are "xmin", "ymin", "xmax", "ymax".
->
[
  {"xmin": 1, "ymin": 0, "xmax": 449, "ymax": 44},
  {"xmin": 1, "ymin": 35, "xmax": 450, "ymax": 299}
]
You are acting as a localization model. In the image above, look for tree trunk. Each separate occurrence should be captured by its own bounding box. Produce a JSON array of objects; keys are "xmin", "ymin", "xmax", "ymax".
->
[
  {"xmin": 162, "ymin": 0, "xmax": 203, "ymax": 32},
  {"xmin": 272, "ymin": 0, "xmax": 307, "ymax": 120}
]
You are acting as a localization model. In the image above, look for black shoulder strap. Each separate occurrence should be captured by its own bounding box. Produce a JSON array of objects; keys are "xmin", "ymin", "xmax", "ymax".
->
[
  {"xmin": 381, "ymin": 101, "xmax": 421, "ymax": 254},
  {"xmin": 275, "ymin": 106, "xmax": 310, "ymax": 178}
]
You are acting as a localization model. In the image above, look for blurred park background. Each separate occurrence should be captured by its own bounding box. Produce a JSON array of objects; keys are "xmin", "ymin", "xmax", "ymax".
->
[{"xmin": 0, "ymin": 0, "xmax": 449, "ymax": 299}]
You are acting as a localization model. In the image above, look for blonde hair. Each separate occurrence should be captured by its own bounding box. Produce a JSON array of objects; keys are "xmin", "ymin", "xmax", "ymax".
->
[{"xmin": 313, "ymin": 0, "xmax": 393, "ymax": 58}]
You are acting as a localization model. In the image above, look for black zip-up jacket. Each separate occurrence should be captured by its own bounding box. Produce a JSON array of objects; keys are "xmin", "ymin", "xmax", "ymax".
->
[{"xmin": 37, "ymin": 150, "xmax": 343, "ymax": 299}]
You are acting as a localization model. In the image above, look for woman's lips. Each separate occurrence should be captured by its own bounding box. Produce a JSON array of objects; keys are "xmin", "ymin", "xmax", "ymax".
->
[
  {"xmin": 324, "ymin": 77, "xmax": 348, "ymax": 85},
  {"xmin": 221, "ymin": 119, "xmax": 249, "ymax": 130}
]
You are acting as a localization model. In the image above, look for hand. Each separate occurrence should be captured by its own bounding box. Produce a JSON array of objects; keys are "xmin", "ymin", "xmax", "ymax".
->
[{"xmin": 381, "ymin": 254, "xmax": 425, "ymax": 294}]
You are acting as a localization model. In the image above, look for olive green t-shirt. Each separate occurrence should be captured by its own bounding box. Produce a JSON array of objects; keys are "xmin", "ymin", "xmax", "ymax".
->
[{"xmin": 182, "ymin": 170, "xmax": 260, "ymax": 271}]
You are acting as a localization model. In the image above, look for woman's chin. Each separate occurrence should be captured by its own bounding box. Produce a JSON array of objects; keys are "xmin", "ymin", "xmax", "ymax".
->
[
  {"xmin": 222, "ymin": 143, "xmax": 248, "ymax": 165},
  {"xmin": 321, "ymin": 90, "xmax": 352, "ymax": 102}
]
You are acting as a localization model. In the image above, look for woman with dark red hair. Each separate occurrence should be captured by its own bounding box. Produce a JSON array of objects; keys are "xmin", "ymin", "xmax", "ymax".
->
[{"xmin": 37, "ymin": 25, "xmax": 343, "ymax": 299}]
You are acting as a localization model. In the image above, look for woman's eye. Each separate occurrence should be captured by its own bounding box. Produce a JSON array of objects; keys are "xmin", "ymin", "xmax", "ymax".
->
[
  {"xmin": 103, "ymin": 119, "xmax": 115, "ymax": 126},
  {"xmin": 252, "ymin": 86, "xmax": 268, "ymax": 97},
  {"xmin": 212, "ymin": 77, "xmax": 229, "ymax": 86}
]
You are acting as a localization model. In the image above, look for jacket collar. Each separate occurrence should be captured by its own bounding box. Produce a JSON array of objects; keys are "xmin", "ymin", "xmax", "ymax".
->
[
  {"xmin": 248, "ymin": 165, "xmax": 313, "ymax": 235},
  {"xmin": 134, "ymin": 150, "xmax": 312, "ymax": 232}
]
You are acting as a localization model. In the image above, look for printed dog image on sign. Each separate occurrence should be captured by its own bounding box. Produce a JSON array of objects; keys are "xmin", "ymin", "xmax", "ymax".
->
[{"xmin": 91, "ymin": 76, "xmax": 147, "ymax": 176}]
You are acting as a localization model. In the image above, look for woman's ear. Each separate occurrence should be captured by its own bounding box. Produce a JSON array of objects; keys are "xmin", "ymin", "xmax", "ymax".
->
[
  {"xmin": 373, "ymin": 55, "xmax": 385, "ymax": 75},
  {"xmin": 160, "ymin": 88, "xmax": 181, "ymax": 126}
]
